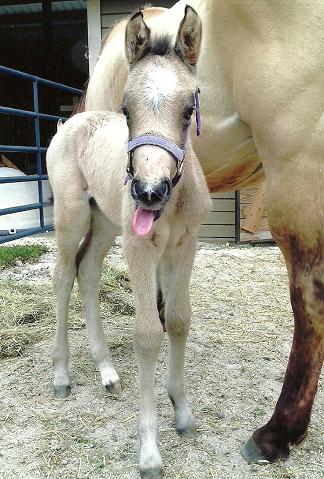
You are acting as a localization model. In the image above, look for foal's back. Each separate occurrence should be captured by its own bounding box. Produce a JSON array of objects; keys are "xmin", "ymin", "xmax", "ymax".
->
[{"xmin": 47, "ymin": 111, "xmax": 128, "ymax": 227}]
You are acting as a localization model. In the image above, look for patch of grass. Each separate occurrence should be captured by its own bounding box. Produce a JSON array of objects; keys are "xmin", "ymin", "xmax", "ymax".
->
[
  {"xmin": 0, "ymin": 278, "xmax": 87, "ymax": 358},
  {"xmin": 0, "ymin": 264, "xmax": 134, "ymax": 359},
  {"xmin": 0, "ymin": 244, "xmax": 47, "ymax": 268},
  {"xmin": 100, "ymin": 266, "xmax": 135, "ymax": 316}
]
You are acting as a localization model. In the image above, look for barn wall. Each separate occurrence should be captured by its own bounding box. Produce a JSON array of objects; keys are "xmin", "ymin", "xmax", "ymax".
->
[{"xmin": 87, "ymin": 0, "xmax": 237, "ymax": 243}]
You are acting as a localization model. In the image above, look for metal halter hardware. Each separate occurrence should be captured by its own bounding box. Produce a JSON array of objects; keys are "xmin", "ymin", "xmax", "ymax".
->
[{"xmin": 124, "ymin": 88, "xmax": 201, "ymax": 187}]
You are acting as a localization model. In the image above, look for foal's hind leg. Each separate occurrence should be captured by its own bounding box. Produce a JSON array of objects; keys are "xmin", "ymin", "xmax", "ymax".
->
[
  {"xmin": 159, "ymin": 234, "xmax": 197, "ymax": 437},
  {"xmin": 52, "ymin": 201, "xmax": 90, "ymax": 398},
  {"xmin": 77, "ymin": 205, "xmax": 120, "ymax": 393}
]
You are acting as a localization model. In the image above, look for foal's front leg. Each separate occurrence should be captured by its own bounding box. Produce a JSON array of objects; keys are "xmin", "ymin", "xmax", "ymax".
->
[
  {"xmin": 159, "ymin": 234, "xmax": 197, "ymax": 437},
  {"xmin": 123, "ymin": 237, "xmax": 164, "ymax": 479}
]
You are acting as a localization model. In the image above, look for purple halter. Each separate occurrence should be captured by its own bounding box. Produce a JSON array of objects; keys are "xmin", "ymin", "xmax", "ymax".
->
[{"xmin": 125, "ymin": 88, "xmax": 201, "ymax": 187}]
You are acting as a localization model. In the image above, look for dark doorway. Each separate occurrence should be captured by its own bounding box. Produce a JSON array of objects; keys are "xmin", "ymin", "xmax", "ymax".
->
[{"xmin": 0, "ymin": 0, "xmax": 88, "ymax": 173}]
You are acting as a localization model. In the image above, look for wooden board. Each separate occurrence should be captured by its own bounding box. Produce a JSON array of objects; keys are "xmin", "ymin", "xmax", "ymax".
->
[
  {"xmin": 0, "ymin": 155, "xmax": 19, "ymax": 170},
  {"xmin": 241, "ymin": 181, "xmax": 266, "ymax": 233},
  {"xmin": 239, "ymin": 183, "xmax": 272, "ymax": 242}
]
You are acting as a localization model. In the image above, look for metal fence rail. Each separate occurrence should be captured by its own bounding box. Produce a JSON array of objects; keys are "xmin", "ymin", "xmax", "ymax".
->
[{"xmin": 0, "ymin": 65, "xmax": 82, "ymax": 244}]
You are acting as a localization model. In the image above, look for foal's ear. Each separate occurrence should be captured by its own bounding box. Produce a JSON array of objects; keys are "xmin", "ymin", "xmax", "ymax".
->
[
  {"xmin": 175, "ymin": 5, "xmax": 202, "ymax": 68},
  {"xmin": 125, "ymin": 11, "xmax": 151, "ymax": 64}
]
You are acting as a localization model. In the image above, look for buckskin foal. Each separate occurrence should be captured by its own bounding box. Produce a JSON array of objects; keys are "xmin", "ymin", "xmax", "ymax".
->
[{"xmin": 47, "ymin": 7, "xmax": 210, "ymax": 478}]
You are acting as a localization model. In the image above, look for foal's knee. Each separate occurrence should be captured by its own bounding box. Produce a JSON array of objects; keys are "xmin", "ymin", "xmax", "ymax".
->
[
  {"xmin": 166, "ymin": 313, "xmax": 190, "ymax": 339},
  {"xmin": 53, "ymin": 258, "xmax": 76, "ymax": 290},
  {"xmin": 133, "ymin": 321, "xmax": 164, "ymax": 360}
]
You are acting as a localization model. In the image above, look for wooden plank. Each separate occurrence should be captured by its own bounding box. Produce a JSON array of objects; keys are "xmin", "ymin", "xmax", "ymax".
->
[
  {"xmin": 203, "ymin": 211, "xmax": 235, "ymax": 225},
  {"xmin": 240, "ymin": 188, "xmax": 257, "ymax": 205},
  {"xmin": 0, "ymin": 155, "xmax": 19, "ymax": 170},
  {"xmin": 198, "ymin": 224, "xmax": 235, "ymax": 238},
  {"xmin": 210, "ymin": 191, "xmax": 235, "ymax": 199},
  {"xmin": 241, "ymin": 181, "xmax": 266, "ymax": 233},
  {"xmin": 210, "ymin": 199, "xmax": 235, "ymax": 212},
  {"xmin": 241, "ymin": 203, "xmax": 267, "ymax": 219}
]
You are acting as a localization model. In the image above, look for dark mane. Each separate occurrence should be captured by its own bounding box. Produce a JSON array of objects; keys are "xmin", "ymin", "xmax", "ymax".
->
[{"xmin": 150, "ymin": 35, "xmax": 173, "ymax": 57}]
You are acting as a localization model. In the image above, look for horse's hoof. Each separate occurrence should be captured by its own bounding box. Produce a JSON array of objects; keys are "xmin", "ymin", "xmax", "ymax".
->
[
  {"xmin": 293, "ymin": 430, "xmax": 308, "ymax": 446},
  {"xmin": 140, "ymin": 468, "xmax": 163, "ymax": 479},
  {"xmin": 105, "ymin": 380, "xmax": 121, "ymax": 396},
  {"xmin": 174, "ymin": 407, "xmax": 197, "ymax": 438},
  {"xmin": 54, "ymin": 385, "xmax": 71, "ymax": 399},
  {"xmin": 176, "ymin": 425, "xmax": 198, "ymax": 439},
  {"xmin": 241, "ymin": 436, "xmax": 290, "ymax": 464},
  {"xmin": 240, "ymin": 437, "xmax": 270, "ymax": 464}
]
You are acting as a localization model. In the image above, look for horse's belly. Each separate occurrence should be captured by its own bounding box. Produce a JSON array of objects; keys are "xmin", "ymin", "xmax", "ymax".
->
[{"xmin": 192, "ymin": 111, "xmax": 264, "ymax": 192}]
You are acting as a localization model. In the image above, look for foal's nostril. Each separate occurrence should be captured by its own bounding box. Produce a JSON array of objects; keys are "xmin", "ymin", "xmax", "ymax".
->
[
  {"xmin": 131, "ymin": 178, "xmax": 171, "ymax": 206},
  {"xmin": 160, "ymin": 178, "xmax": 171, "ymax": 197}
]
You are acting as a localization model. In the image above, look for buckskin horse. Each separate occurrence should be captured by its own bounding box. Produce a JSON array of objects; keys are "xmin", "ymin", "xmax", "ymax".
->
[{"xmin": 84, "ymin": 0, "xmax": 324, "ymax": 469}]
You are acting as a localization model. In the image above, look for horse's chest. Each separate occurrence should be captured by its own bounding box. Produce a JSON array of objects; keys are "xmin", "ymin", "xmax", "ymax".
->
[{"xmin": 166, "ymin": 222, "xmax": 191, "ymax": 251}]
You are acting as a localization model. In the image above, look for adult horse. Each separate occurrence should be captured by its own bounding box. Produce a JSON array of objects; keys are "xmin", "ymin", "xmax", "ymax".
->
[{"xmin": 85, "ymin": 0, "xmax": 324, "ymax": 465}]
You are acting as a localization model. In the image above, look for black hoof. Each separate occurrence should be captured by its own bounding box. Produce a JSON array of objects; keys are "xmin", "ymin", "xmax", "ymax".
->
[
  {"xmin": 241, "ymin": 436, "xmax": 289, "ymax": 464},
  {"xmin": 105, "ymin": 380, "xmax": 121, "ymax": 396},
  {"xmin": 241, "ymin": 437, "xmax": 270, "ymax": 464},
  {"xmin": 54, "ymin": 385, "xmax": 71, "ymax": 399},
  {"xmin": 293, "ymin": 430, "xmax": 308, "ymax": 446},
  {"xmin": 140, "ymin": 469, "xmax": 163, "ymax": 479}
]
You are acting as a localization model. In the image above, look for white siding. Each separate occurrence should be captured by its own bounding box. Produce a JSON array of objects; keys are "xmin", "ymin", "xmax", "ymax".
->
[
  {"xmin": 87, "ymin": 0, "xmax": 102, "ymax": 74},
  {"xmin": 199, "ymin": 192, "xmax": 236, "ymax": 243},
  {"xmin": 101, "ymin": 0, "xmax": 175, "ymax": 38}
]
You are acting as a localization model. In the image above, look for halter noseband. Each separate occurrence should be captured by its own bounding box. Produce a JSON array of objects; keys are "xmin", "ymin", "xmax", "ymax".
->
[{"xmin": 124, "ymin": 88, "xmax": 201, "ymax": 187}]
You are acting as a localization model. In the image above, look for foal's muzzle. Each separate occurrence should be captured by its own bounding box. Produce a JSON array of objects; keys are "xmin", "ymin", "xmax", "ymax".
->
[{"xmin": 131, "ymin": 178, "xmax": 171, "ymax": 208}]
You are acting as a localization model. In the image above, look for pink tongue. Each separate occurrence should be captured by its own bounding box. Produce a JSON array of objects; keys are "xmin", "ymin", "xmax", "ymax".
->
[{"xmin": 132, "ymin": 208, "xmax": 155, "ymax": 236}]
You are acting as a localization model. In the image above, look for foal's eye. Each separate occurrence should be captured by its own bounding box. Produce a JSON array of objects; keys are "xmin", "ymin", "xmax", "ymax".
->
[
  {"xmin": 121, "ymin": 106, "xmax": 130, "ymax": 121},
  {"xmin": 183, "ymin": 106, "xmax": 194, "ymax": 122}
]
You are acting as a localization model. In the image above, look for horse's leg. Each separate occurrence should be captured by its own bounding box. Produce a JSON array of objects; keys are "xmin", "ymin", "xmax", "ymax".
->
[
  {"xmin": 77, "ymin": 205, "xmax": 120, "ymax": 393},
  {"xmin": 123, "ymin": 237, "xmax": 164, "ymax": 479},
  {"xmin": 52, "ymin": 201, "xmax": 90, "ymax": 399},
  {"xmin": 159, "ymin": 235, "xmax": 197, "ymax": 437},
  {"xmin": 242, "ymin": 162, "xmax": 324, "ymax": 463}
]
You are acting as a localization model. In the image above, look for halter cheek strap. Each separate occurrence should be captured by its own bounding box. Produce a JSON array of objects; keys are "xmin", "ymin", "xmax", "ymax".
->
[
  {"xmin": 125, "ymin": 87, "xmax": 201, "ymax": 187},
  {"xmin": 195, "ymin": 87, "xmax": 201, "ymax": 137}
]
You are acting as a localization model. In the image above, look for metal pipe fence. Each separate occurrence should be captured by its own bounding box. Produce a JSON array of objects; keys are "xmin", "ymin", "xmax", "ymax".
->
[{"xmin": 0, "ymin": 65, "xmax": 82, "ymax": 244}]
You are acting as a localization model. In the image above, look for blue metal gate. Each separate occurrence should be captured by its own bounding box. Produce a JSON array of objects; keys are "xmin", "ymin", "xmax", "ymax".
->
[{"xmin": 0, "ymin": 65, "xmax": 82, "ymax": 244}]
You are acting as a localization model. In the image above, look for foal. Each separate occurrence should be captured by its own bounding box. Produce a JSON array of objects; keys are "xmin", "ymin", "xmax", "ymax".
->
[{"xmin": 47, "ymin": 7, "xmax": 210, "ymax": 478}]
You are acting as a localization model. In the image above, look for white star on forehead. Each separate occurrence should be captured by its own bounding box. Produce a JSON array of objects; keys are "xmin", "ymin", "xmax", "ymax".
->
[{"xmin": 145, "ymin": 66, "xmax": 178, "ymax": 109}]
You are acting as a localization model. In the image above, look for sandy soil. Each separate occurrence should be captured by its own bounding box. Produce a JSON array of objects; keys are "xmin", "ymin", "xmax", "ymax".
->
[{"xmin": 0, "ymin": 236, "xmax": 323, "ymax": 479}]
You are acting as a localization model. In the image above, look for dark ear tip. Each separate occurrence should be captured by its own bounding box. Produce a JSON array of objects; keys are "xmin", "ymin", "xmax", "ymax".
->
[
  {"xmin": 129, "ymin": 10, "xmax": 144, "ymax": 22},
  {"xmin": 185, "ymin": 4, "xmax": 198, "ymax": 16}
]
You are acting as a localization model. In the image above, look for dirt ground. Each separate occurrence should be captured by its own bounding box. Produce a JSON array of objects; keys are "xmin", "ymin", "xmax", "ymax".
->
[{"xmin": 0, "ymin": 236, "xmax": 323, "ymax": 479}]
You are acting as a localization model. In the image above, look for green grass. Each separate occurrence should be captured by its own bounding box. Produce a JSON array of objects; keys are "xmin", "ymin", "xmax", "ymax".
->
[
  {"xmin": 0, "ymin": 264, "xmax": 134, "ymax": 359},
  {"xmin": 0, "ymin": 244, "xmax": 48, "ymax": 268}
]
